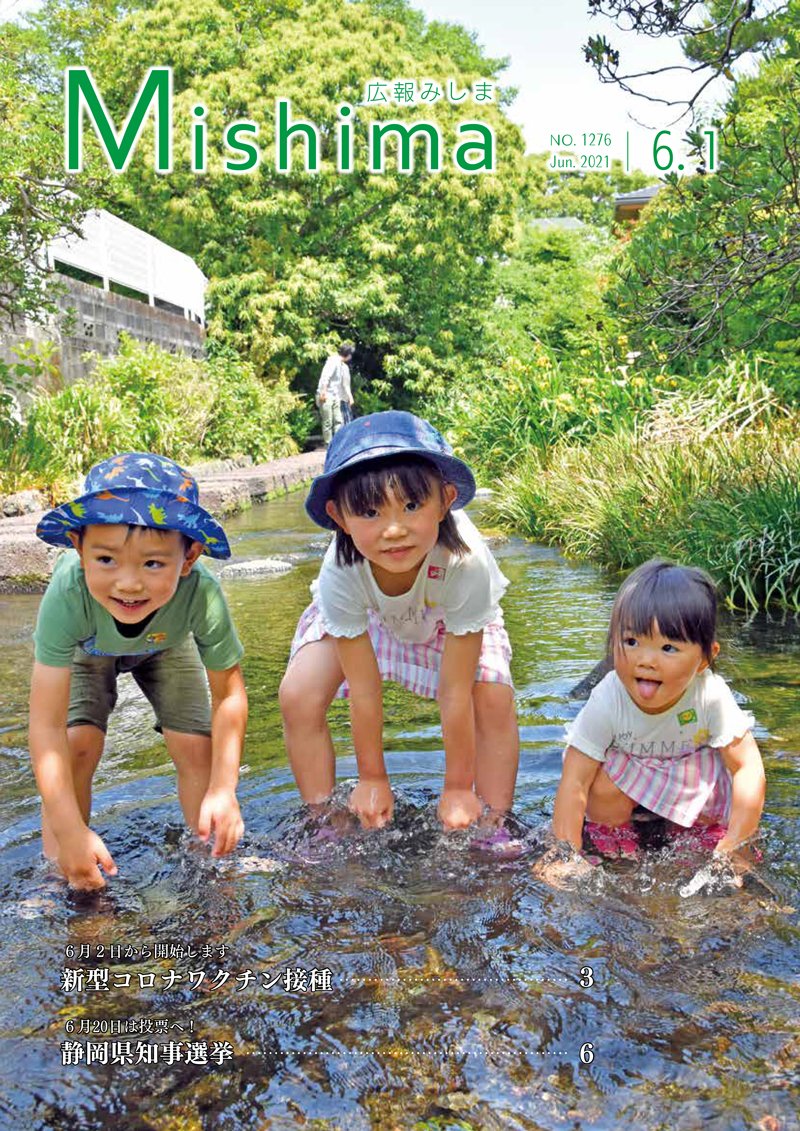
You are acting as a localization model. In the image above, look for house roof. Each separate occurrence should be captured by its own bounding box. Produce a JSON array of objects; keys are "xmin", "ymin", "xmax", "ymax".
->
[
  {"xmin": 613, "ymin": 184, "xmax": 661, "ymax": 206},
  {"xmin": 529, "ymin": 216, "xmax": 586, "ymax": 230}
]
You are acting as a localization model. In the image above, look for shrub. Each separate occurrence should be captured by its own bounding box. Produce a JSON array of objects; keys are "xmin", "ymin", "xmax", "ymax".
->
[
  {"xmin": 432, "ymin": 349, "xmax": 781, "ymax": 486},
  {"xmin": 202, "ymin": 348, "xmax": 299, "ymax": 462},
  {"xmin": 3, "ymin": 336, "xmax": 299, "ymax": 494},
  {"xmin": 429, "ymin": 340, "xmax": 664, "ymax": 481}
]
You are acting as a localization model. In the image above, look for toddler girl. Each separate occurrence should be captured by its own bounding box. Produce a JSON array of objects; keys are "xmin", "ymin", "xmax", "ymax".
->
[
  {"xmin": 279, "ymin": 411, "xmax": 519, "ymax": 830},
  {"xmin": 550, "ymin": 559, "xmax": 765, "ymax": 865}
]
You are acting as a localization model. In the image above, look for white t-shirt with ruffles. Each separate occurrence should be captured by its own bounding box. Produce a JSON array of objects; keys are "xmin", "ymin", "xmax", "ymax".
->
[
  {"xmin": 566, "ymin": 669, "xmax": 754, "ymax": 763},
  {"xmin": 312, "ymin": 509, "xmax": 508, "ymax": 643}
]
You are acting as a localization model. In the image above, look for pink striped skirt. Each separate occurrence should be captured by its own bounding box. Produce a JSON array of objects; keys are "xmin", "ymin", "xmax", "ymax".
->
[
  {"xmin": 604, "ymin": 746, "xmax": 732, "ymax": 828},
  {"xmin": 289, "ymin": 600, "xmax": 513, "ymax": 700}
]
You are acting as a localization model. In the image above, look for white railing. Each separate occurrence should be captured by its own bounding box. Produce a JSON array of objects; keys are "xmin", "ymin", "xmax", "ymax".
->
[{"xmin": 47, "ymin": 209, "xmax": 207, "ymax": 325}]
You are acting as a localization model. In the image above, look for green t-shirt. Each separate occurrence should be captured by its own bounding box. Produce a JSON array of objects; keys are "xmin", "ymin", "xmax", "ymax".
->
[{"xmin": 34, "ymin": 551, "xmax": 244, "ymax": 671}]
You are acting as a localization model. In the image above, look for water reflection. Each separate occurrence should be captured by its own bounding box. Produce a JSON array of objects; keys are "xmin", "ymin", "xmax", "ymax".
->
[{"xmin": 0, "ymin": 492, "xmax": 797, "ymax": 1129}]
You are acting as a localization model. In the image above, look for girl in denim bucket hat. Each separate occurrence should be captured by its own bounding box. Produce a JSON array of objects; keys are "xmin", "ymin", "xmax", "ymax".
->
[{"xmin": 280, "ymin": 411, "xmax": 520, "ymax": 834}]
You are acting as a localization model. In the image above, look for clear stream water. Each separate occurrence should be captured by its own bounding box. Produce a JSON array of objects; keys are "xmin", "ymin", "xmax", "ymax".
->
[{"xmin": 0, "ymin": 492, "xmax": 798, "ymax": 1131}]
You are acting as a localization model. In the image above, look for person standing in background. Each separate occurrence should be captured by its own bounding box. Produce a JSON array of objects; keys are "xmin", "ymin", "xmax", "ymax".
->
[{"xmin": 317, "ymin": 343, "xmax": 354, "ymax": 445}]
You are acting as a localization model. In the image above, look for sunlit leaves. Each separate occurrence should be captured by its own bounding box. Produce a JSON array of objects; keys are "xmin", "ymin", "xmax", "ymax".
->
[{"xmin": 49, "ymin": 0, "xmax": 524, "ymax": 404}]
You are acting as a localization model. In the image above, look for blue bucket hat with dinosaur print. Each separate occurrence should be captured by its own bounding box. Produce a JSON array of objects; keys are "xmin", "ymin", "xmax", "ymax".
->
[{"xmin": 36, "ymin": 452, "xmax": 231, "ymax": 559}]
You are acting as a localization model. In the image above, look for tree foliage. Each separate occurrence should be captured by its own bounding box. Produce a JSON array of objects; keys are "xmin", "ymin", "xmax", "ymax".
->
[
  {"xmin": 0, "ymin": 23, "xmax": 106, "ymax": 327},
  {"xmin": 37, "ymin": 0, "xmax": 524, "ymax": 406},
  {"xmin": 609, "ymin": 31, "xmax": 800, "ymax": 366},
  {"xmin": 583, "ymin": 0, "xmax": 790, "ymax": 118},
  {"xmin": 485, "ymin": 222, "xmax": 616, "ymax": 359},
  {"xmin": 520, "ymin": 153, "xmax": 651, "ymax": 227}
]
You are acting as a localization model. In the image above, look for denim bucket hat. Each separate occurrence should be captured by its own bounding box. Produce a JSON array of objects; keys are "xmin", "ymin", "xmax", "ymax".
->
[
  {"xmin": 305, "ymin": 411, "xmax": 476, "ymax": 530},
  {"xmin": 36, "ymin": 452, "xmax": 231, "ymax": 559}
]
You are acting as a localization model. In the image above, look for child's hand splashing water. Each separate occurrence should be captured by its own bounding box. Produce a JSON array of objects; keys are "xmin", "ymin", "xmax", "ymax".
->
[
  {"xmin": 349, "ymin": 776, "xmax": 394, "ymax": 829},
  {"xmin": 680, "ymin": 835, "xmax": 763, "ymax": 897},
  {"xmin": 438, "ymin": 788, "xmax": 483, "ymax": 830},
  {"xmin": 680, "ymin": 850, "xmax": 743, "ymax": 897},
  {"xmin": 533, "ymin": 838, "xmax": 596, "ymax": 889}
]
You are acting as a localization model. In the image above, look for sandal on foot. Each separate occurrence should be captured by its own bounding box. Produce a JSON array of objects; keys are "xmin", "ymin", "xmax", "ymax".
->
[{"xmin": 470, "ymin": 825, "xmax": 526, "ymax": 860}]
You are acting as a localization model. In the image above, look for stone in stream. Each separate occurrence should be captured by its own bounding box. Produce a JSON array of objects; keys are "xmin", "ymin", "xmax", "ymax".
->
[
  {"xmin": 220, "ymin": 558, "xmax": 293, "ymax": 579},
  {"xmin": 1, "ymin": 489, "xmax": 47, "ymax": 517}
]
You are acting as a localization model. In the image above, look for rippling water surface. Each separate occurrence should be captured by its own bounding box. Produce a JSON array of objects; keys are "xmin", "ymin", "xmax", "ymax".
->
[{"xmin": 0, "ymin": 493, "xmax": 798, "ymax": 1130}]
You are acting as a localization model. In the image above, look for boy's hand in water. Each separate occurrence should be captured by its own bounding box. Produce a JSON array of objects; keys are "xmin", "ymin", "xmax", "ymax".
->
[
  {"xmin": 349, "ymin": 776, "xmax": 394, "ymax": 828},
  {"xmin": 438, "ymin": 788, "xmax": 482, "ymax": 829},
  {"xmin": 198, "ymin": 788, "xmax": 245, "ymax": 856},
  {"xmin": 58, "ymin": 827, "xmax": 118, "ymax": 891}
]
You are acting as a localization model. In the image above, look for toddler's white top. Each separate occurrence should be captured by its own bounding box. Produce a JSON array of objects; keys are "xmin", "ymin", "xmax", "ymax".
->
[{"xmin": 566, "ymin": 669, "xmax": 754, "ymax": 762}]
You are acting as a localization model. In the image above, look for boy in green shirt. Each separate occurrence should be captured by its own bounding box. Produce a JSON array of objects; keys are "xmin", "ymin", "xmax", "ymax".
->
[{"xmin": 31, "ymin": 452, "xmax": 248, "ymax": 891}]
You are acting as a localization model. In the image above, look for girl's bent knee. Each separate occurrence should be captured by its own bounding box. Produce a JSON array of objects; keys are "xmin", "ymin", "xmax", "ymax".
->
[
  {"xmin": 278, "ymin": 676, "xmax": 302, "ymax": 721},
  {"xmin": 279, "ymin": 675, "xmax": 331, "ymax": 723},
  {"xmin": 587, "ymin": 771, "xmax": 624, "ymax": 804},
  {"xmin": 473, "ymin": 683, "xmax": 516, "ymax": 721},
  {"xmin": 585, "ymin": 773, "xmax": 634, "ymax": 825}
]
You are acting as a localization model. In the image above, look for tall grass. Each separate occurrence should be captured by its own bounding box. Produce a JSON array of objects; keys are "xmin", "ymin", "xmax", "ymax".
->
[
  {"xmin": 490, "ymin": 413, "xmax": 800, "ymax": 611},
  {"xmin": 429, "ymin": 346, "xmax": 781, "ymax": 484},
  {"xmin": 430, "ymin": 341, "xmax": 658, "ymax": 480}
]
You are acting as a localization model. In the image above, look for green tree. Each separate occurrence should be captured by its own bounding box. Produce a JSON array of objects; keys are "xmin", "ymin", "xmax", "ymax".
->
[
  {"xmin": 0, "ymin": 23, "xmax": 105, "ymax": 327},
  {"xmin": 486, "ymin": 221, "xmax": 615, "ymax": 358},
  {"xmin": 520, "ymin": 152, "xmax": 651, "ymax": 227},
  {"xmin": 583, "ymin": 0, "xmax": 789, "ymax": 121},
  {"xmin": 42, "ymin": 0, "xmax": 524, "ymax": 406},
  {"xmin": 609, "ymin": 35, "xmax": 800, "ymax": 367}
]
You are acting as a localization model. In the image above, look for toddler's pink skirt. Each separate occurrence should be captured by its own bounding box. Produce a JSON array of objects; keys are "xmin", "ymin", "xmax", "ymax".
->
[
  {"xmin": 289, "ymin": 600, "xmax": 513, "ymax": 700},
  {"xmin": 603, "ymin": 746, "xmax": 732, "ymax": 827}
]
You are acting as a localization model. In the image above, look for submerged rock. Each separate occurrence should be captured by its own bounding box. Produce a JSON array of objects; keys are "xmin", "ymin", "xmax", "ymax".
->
[
  {"xmin": 568, "ymin": 656, "xmax": 612, "ymax": 699},
  {"xmin": 220, "ymin": 557, "xmax": 293, "ymax": 578}
]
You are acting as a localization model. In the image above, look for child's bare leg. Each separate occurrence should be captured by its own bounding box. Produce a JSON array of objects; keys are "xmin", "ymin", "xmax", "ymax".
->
[
  {"xmin": 585, "ymin": 769, "xmax": 635, "ymax": 827},
  {"xmin": 279, "ymin": 638, "xmax": 345, "ymax": 803},
  {"xmin": 163, "ymin": 729, "xmax": 213, "ymax": 830},
  {"xmin": 473, "ymin": 682, "xmax": 519, "ymax": 812},
  {"xmin": 41, "ymin": 724, "xmax": 104, "ymax": 859}
]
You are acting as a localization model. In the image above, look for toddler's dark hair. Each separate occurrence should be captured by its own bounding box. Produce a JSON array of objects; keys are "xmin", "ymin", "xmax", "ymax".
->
[
  {"xmin": 607, "ymin": 558, "xmax": 718, "ymax": 665},
  {"xmin": 329, "ymin": 453, "xmax": 468, "ymax": 567}
]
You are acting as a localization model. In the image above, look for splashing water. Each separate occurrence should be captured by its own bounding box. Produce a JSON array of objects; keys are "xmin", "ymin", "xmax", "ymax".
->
[{"xmin": 0, "ymin": 494, "xmax": 797, "ymax": 1129}]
